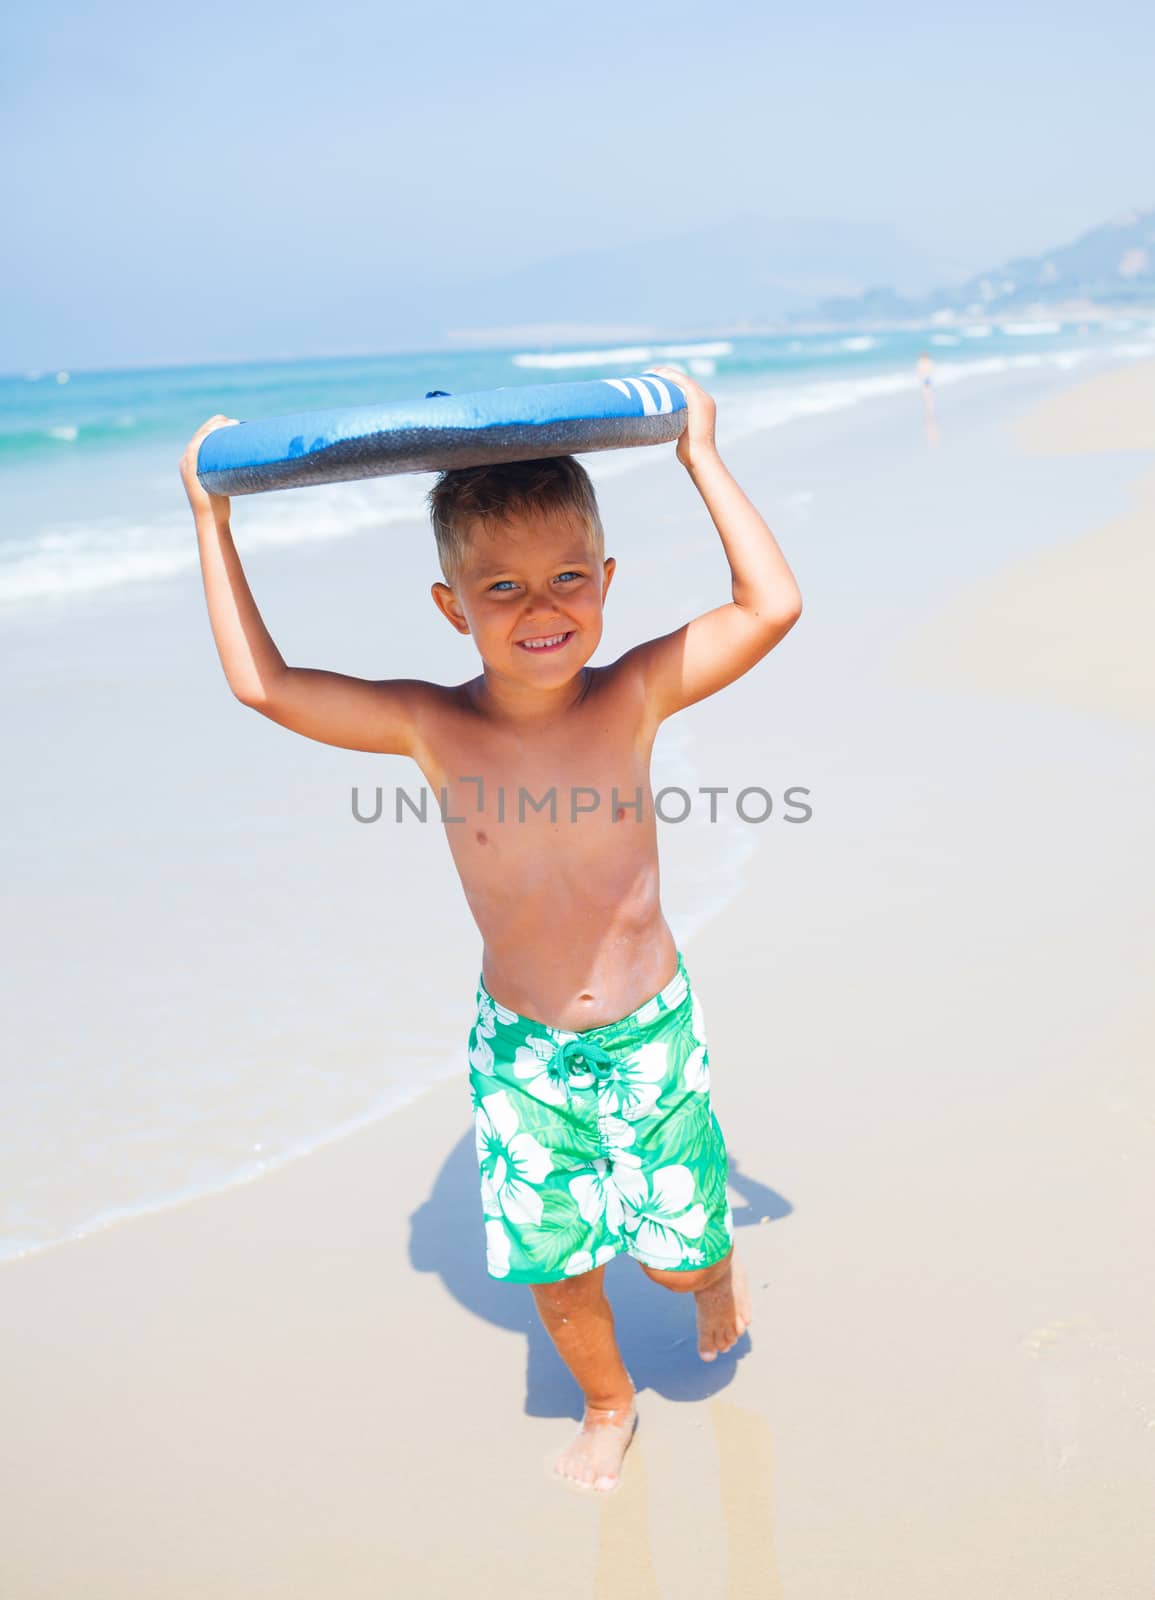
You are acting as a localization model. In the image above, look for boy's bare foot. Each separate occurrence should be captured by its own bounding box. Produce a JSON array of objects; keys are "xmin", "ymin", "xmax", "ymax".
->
[
  {"xmin": 694, "ymin": 1246, "xmax": 752, "ymax": 1361},
  {"xmin": 552, "ymin": 1393, "xmax": 638, "ymax": 1493}
]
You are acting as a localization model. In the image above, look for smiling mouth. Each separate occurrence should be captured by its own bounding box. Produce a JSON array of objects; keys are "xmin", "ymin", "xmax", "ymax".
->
[{"xmin": 516, "ymin": 631, "xmax": 574, "ymax": 652}]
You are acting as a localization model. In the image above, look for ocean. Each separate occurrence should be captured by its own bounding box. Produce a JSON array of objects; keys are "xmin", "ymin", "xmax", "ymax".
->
[
  {"xmin": 3, "ymin": 318, "xmax": 1152, "ymax": 1265},
  {"xmin": 4, "ymin": 319, "xmax": 1151, "ymax": 611}
]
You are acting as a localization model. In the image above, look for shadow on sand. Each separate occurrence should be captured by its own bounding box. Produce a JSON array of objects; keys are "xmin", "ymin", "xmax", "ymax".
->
[{"xmin": 409, "ymin": 1132, "xmax": 792, "ymax": 1420}]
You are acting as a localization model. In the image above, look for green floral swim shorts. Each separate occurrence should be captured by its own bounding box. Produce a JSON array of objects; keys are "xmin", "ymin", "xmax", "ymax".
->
[{"xmin": 466, "ymin": 951, "xmax": 734, "ymax": 1284}]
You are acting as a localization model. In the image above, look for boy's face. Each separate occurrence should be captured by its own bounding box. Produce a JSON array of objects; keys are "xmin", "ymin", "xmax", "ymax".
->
[{"xmin": 431, "ymin": 506, "xmax": 615, "ymax": 688}]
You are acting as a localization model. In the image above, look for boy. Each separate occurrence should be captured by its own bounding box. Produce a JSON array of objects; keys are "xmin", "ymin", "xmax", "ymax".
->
[{"xmin": 179, "ymin": 367, "xmax": 802, "ymax": 1495}]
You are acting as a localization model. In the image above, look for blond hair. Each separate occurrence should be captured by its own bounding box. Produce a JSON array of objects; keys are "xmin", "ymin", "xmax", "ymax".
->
[{"xmin": 426, "ymin": 456, "xmax": 604, "ymax": 584}]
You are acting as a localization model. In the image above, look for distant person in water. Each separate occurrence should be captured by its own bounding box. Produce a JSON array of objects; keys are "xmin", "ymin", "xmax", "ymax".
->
[
  {"xmin": 179, "ymin": 368, "xmax": 803, "ymax": 1496},
  {"xmin": 917, "ymin": 350, "xmax": 940, "ymax": 446}
]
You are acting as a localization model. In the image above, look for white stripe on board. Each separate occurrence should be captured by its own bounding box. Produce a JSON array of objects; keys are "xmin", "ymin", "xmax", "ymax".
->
[
  {"xmin": 639, "ymin": 375, "xmax": 674, "ymax": 413},
  {"xmin": 605, "ymin": 374, "xmax": 674, "ymax": 414},
  {"xmin": 625, "ymin": 377, "xmax": 658, "ymax": 416}
]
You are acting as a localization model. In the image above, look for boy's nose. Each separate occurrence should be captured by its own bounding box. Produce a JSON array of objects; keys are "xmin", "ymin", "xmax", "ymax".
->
[{"xmin": 522, "ymin": 586, "xmax": 562, "ymax": 615}]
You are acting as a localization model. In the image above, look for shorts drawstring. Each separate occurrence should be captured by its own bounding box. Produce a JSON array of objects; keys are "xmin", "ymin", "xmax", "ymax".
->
[{"xmin": 555, "ymin": 1035, "xmax": 616, "ymax": 1082}]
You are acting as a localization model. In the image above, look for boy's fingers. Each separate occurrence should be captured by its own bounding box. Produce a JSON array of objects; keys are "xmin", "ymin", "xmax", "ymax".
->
[
  {"xmin": 181, "ymin": 415, "xmax": 239, "ymax": 472},
  {"xmin": 647, "ymin": 365, "xmax": 694, "ymax": 392},
  {"xmin": 187, "ymin": 415, "xmax": 239, "ymax": 450}
]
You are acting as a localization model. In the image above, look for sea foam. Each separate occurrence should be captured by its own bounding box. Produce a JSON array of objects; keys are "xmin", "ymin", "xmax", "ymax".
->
[{"xmin": 512, "ymin": 340, "xmax": 732, "ymax": 370}]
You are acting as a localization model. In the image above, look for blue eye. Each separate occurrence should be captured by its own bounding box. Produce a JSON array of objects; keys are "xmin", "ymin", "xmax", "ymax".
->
[{"xmin": 488, "ymin": 572, "xmax": 583, "ymax": 591}]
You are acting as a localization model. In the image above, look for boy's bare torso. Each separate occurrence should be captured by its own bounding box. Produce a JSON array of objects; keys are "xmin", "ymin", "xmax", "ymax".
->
[{"xmin": 409, "ymin": 658, "xmax": 677, "ymax": 1032}]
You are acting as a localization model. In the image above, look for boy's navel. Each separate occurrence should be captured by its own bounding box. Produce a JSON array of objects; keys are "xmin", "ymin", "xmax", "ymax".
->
[{"xmin": 476, "ymin": 830, "xmax": 488, "ymax": 845}]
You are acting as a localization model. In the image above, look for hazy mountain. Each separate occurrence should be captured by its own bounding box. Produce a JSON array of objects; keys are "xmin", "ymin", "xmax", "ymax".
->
[
  {"xmin": 813, "ymin": 207, "xmax": 1155, "ymax": 323},
  {"xmin": 438, "ymin": 215, "xmax": 966, "ymax": 342}
]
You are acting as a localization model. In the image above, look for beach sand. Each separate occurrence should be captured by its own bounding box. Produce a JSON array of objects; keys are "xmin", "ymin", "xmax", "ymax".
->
[
  {"xmin": 883, "ymin": 359, "xmax": 1155, "ymax": 730},
  {"xmin": 2, "ymin": 360, "xmax": 1153, "ymax": 1598}
]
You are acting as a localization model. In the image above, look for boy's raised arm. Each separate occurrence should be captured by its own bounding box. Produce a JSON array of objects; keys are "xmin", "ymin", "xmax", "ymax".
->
[
  {"xmin": 180, "ymin": 416, "xmax": 423, "ymax": 757},
  {"xmin": 620, "ymin": 369, "xmax": 802, "ymax": 725}
]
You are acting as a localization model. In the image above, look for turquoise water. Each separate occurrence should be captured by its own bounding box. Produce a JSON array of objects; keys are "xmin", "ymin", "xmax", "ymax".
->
[
  {"xmin": 4, "ymin": 321, "xmax": 1151, "ymax": 610},
  {"xmin": 1, "ymin": 323, "xmax": 1137, "ymax": 470}
]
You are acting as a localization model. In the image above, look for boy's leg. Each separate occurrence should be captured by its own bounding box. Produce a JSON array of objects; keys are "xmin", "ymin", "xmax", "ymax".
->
[
  {"xmin": 638, "ymin": 1243, "xmax": 753, "ymax": 1361},
  {"xmin": 529, "ymin": 1263, "xmax": 638, "ymax": 1492}
]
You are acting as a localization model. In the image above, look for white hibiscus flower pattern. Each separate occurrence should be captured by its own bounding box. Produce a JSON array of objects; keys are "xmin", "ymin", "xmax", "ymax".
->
[
  {"xmin": 511, "ymin": 1029, "xmax": 594, "ymax": 1104},
  {"xmin": 569, "ymin": 1157, "xmax": 625, "ymax": 1235},
  {"xmin": 599, "ymin": 1112, "xmax": 643, "ymax": 1171},
  {"xmin": 683, "ymin": 989, "xmax": 711, "ymax": 1092},
  {"xmin": 596, "ymin": 1039, "xmax": 669, "ymax": 1121},
  {"xmin": 615, "ymin": 1162, "xmax": 708, "ymax": 1268},
  {"xmin": 474, "ymin": 1088, "xmax": 554, "ymax": 1233},
  {"xmin": 564, "ymin": 1243, "xmax": 618, "ymax": 1276},
  {"xmin": 485, "ymin": 1219, "xmax": 512, "ymax": 1278},
  {"xmin": 691, "ymin": 989, "xmax": 708, "ymax": 1046},
  {"xmin": 468, "ymin": 988, "xmax": 518, "ymax": 1076}
]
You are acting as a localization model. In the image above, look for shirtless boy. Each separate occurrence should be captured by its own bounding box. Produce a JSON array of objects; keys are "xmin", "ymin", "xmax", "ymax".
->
[{"xmin": 179, "ymin": 367, "xmax": 803, "ymax": 1494}]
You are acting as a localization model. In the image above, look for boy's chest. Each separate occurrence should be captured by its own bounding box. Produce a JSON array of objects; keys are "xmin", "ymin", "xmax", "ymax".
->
[
  {"xmin": 415, "ymin": 683, "xmax": 658, "ymax": 850},
  {"xmin": 426, "ymin": 728, "xmax": 652, "ymax": 830}
]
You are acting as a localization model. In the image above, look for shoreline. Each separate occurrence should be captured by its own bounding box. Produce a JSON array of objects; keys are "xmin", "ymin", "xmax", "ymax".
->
[{"xmin": 0, "ymin": 1045, "xmax": 468, "ymax": 1269}]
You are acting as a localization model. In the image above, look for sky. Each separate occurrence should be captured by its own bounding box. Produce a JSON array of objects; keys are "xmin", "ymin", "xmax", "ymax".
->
[{"xmin": 4, "ymin": 0, "xmax": 1154, "ymax": 370}]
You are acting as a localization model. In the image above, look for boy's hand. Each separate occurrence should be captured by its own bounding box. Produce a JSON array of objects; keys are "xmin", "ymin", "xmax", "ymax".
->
[
  {"xmin": 180, "ymin": 415, "xmax": 240, "ymax": 525},
  {"xmin": 647, "ymin": 366, "xmax": 718, "ymax": 473}
]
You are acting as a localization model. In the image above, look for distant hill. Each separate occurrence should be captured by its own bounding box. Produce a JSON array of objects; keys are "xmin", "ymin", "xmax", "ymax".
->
[
  {"xmin": 436, "ymin": 207, "xmax": 1155, "ymax": 347},
  {"xmin": 813, "ymin": 207, "xmax": 1155, "ymax": 323},
  {"xmin": 439, "ymin": 215, "xmax": 964, "ymax": 343}
]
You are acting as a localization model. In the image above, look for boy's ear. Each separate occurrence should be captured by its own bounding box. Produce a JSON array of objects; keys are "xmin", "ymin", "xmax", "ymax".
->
[
  {"xmin": 431, "ymin": 581, "xmax": 470, "ymax": 634},
  {"xmin": 601, "ymin": 555, "xmax": 616, "ymax": 602}
]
